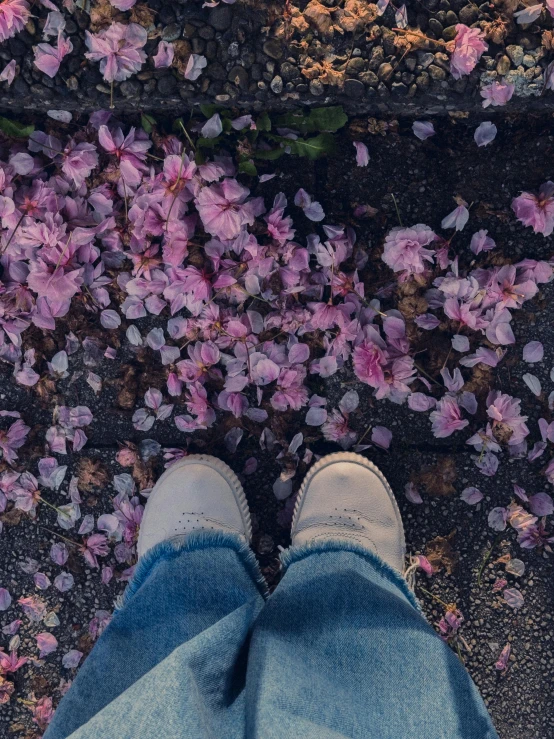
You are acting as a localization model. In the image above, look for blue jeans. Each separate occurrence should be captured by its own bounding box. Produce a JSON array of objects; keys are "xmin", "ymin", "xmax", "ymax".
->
[{"xmin": 44, "ymin": 532, "xmax": 498, "ymax": 739}]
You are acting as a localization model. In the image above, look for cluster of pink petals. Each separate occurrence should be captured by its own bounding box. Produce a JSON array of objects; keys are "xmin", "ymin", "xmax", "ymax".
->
[
  {"xmin": 449, "ymin": 24, "xmax": 488, "ymax": 80},
  {"xmin": 34, "ymin": 32, "xmax": 73, "ymax": 78},
  {"xmin": 85, "ymin": 23, "xmax": 147, "ymax": 83},
  {"xmin": 480, "ymin": 80, "xmax": 515, "ymax": 108},
  {"xmin": 382, "ymin": 224, "xmax": 437, "ymax": 278},
  {"xmin": 0, "ymin": 0, "xmax": 29, "ymax": 43},
  {"xmin": 512, "ymin": 181, "xmax": 554, "ymax": 236}
]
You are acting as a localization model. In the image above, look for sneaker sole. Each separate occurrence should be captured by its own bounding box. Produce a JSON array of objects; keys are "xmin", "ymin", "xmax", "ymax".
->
[
  {"xmin": 137, "ymin": 454, "xmax": 252, "ymax": 555},
  {"xmin": 291, "ymin": 451, "xmax": 405, "ymax": 553}
]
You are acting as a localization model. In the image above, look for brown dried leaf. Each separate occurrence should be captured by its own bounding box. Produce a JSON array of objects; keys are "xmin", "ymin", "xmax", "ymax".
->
[
  {"xmin": 463, "ymin": 364, "xmax": 493, "ymax": 397},
  {"xmin": 117, "ymin": 366, "xmax": 138, "ymax": 410},
  {"xmin": 335, "ymin": 0, "xmax": 377, "ymax": 33},
  {"xmin": 414, "ymin": 457, "xmax": 457, "ymax": 497},
  {"xmin": 77, "ymin": 458, "xmax": 109, "ymax": 492},
  {"xmin": 543, "ymin": 30, "xmax": 554, "ymax": 49},
  {"xmin": 129, "ymin": 3, "xmax": 156, "ymax": 28},
  {"xmin": 0, "ymin": 507, "xmax": 23, "ymax": 526},
  {"xmin": 291, "ymin": 10, "xmax": 309, "ymax": 34},
  {"xmin": 304, "ymin": 0, "xmax": 334, "ymax": 37},
  {"xmin": 425, "ymin": 531, "xmax": 459, "ymax": 574},
  {"xmin": 132, "ymin": 459, "xmax": 155, "ymax": 494},
  {"xmin": 398, "ymin": 295, "xmax": 428, "ymax": 322},
  {"xmin": 173, "ymin": 40, "xmax": 193, "ymax": 77},
  {"xmin": 482, "ymin": 18, "xmax": 509, "ymax": 44},
  {"xmin": 89, "ymin": 0, "xmax": 116, "ymax": 30}
]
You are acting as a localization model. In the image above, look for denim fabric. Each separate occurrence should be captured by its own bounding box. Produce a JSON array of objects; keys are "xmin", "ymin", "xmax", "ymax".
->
[{"xmin": 44, "ymin": 533, "xmax": 498, "ymax": 739}]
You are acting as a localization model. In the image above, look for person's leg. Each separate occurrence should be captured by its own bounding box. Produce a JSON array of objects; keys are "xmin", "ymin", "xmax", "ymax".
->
[
  {"xmin": 45, "ymin": 457, "xmax": 267, "ymax": 739},
  {"xmin": 246, "ymin": 453, "xmax": 498, "ymax": 739}
]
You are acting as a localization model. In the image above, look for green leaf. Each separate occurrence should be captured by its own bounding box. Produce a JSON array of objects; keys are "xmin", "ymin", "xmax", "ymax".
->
[
  {"xmin": 0, "ymin": 117, "xmax": 34, "ymax": 138},
  {"xmin": 254, "ymin": 146, "xmax": 285, "ymax": 161},
  {"xmin": 256, "ymin": 111, "xmax": 271, "ymax": 132},
  {"xmin": 172, "ymin": 117, "xmax": 185, "ymax": 134},
  {"xmin": 221, "ymin": 117, "xmax": 233, "ymax": 133},
  {"xmin": 141, "ymin": 113, "xmax": 156, "ymax": 134},
  {"xmin": 287, "ymin": 132, "xmax": 335, "ymax": 159},
  {"xmin": 238, "ymin": 159, "xmax": 257, "ymax": 176},
  {"xmin": 275, "ymin": 106, "xmax": 347, "ymax": 134},
  {"xmin": 239, "ymin": 160, "xmax": 258, "ymax": 176},
  {"xmin": 306, "ymin": 106, "xmax": 348, "ymax": 133},
  {"xmin": 196, "ymin": 136, "xmax": 221, "ymax": 149},
  {"xmin": 200, "ymin": 104, "xmax": 220, "ymax": 119}
]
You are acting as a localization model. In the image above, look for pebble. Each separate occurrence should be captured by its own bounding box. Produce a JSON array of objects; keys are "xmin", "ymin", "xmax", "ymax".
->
[
  {"xmin": 507, "ymin": 45, "xmax": 524, "ymax": 67},
  {"xmin": 228, "ymin": 65, "xmax": 249, "ymax": 90},
  {"xmin": 120, "ymin": 80, "xmax": 142, "ymax": 98},
  {"xmin": 208, "ymin": 6, "xmax": 232, "ymax": 31},
  {"xmin": 263, "ymin": 39, "xmax": 283, "ymax": 60},
  {"xmin": 309, "ymin": 79, "xmax": 324, "ymax": 96},
  {"xmin": 522, "ymin": 54, "xmax": 535, "ymax": 68},
  {"xmin": 157, "ymin": 75, "xmax": 177, "ymax": 95},
  {"xmin": 428, "ymin": 64, "xmax": 447, "ymax": 81},
  {"xmin": 496, "ymin": 55, "xmax": 511, "ymax": 76},
  {"xmin": 378, "ymin": 62, "xmax": 394, "ymax": 82},
  {"xmin": 459, "ymin": 5, "xmax": 478, "ymax": 23},
  {"xmin": 270, "ymin": 75, "xmax": 283, "ymax": 94},
  {"xmin": 344, "ymin": 78, "xmax": 365, "ymax": 97},
  {"xmin": 162, "ymin": 24, "xmax": 181, "ymax": 42}
]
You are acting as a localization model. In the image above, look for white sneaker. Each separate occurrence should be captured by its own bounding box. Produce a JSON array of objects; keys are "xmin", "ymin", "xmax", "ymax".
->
[
  {"xmin": 137, "ymin": 455, "xmax": 251, "ymax": 558},
  {"xmin": 291, "ymin": 452, "xmax": 405, "ymax": 573}
]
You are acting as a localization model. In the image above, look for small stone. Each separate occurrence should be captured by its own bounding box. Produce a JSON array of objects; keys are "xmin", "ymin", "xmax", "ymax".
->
[
  {"xmin": 198, "ymin": 25, "xmax": 215, "ymax": 40},
  {"xmin": 279, "ymin": 62, "xmax": 297, "ymax": 81},
  {"xmin": 522, "ymin": 54, "xmax": 535, "ymax": 68},
  {"xmin": 159, "ymin": 6, "xmax": 175, "ymax": 24},
  {"xmin": 162, "ymin": 24, "xmax": 181, "ymax": 42},
  {"xmin": 192, "ymin": 38, "xmax": 205, "ymax": 54},
  {"xmin": 419, "ymin": 52, "xmax": 434, "ymax": 69},
  {"xmin": 263, "ymin": 39, "xmax": 283, "ymax": 60},
  {"xmin": 157, "ymin": 75, "xmax": 177, "ymax": 95},
  {"xmin": 496, "ymin": 55, "xmax": 511, "ymax": 76},
  {"xmin": 120, "ymin": 79, "xmax": 142, "ymax": 98},
  {"xmin": 442, "ymin": 25, "xmax": 457, "ymax": 41},
  {"xmin": 344, "ymin": 78, "xmax": 365, "ymax": 98},
  {"xmin": 251, "ymin": 63, "xmax": 263, "ymax": 81},
  {"xmin": 445, "ymin": 10, "xmax": 458, "ymax": 25},
  {"xmin": 207, "ymin": 62, "xmax": 226, "ymax": 81},
  {"xmin": 346, "ymin": 57, "xmax": 366, "ymax": 74},
  {"xmin": 309, "ymin": 79, "xmax": 325, "ymax": 96},
  {"xmin": 405, "ymin": 56, "xmax": 417, "ymax": 72},
  {"xmin": 359, "ymin": 70, "xmax": 379, "ymax": 87},
  {"xmin": 378, "ymin": 62, "xmax": 394, "ymax": 82},
  {"xmin": 506, "ymin": 45, "xmax": 524, "ymax": 67},
  {"xmin": 416, "ymin": 71, "xmax": 430, "ymax": 89},
  {"xmin": 391, "ymin": 82, "xmax": 408, "ymax": 95},
  {"xmin": 209, "ymin": 5, "xmax": 232, "ymax": 31},
  {"xmin": 428, "ymin": 18, "xmax": 444, "ymax": 36},
  {"xmin": 66, "ymin": 75, "xmax": 78, "ymax": 91},
  {"xmin": 270, "ymin": 75, "xmax": 283, "ymax": 94},
  {"xmin": 182, "ymin": 23, "xmax": 196, "ymax": 39},
  {"xmin": 368, "ymin": 46, "xmax": 384, "ymax": 71},
  {"xmin": 228, "ymin": 65, "xmax": 249, "ymax": 90},
  {"xmin": 459, "ymin": 5, "xmax": 478, "ymax": 24},
  {"xmin": 228, "ymin": 41, "xmax": 240, "ymax": 58},
  {"xmin": 428, "ymin": 64, "xmax": 446, "ymax": 80}
]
